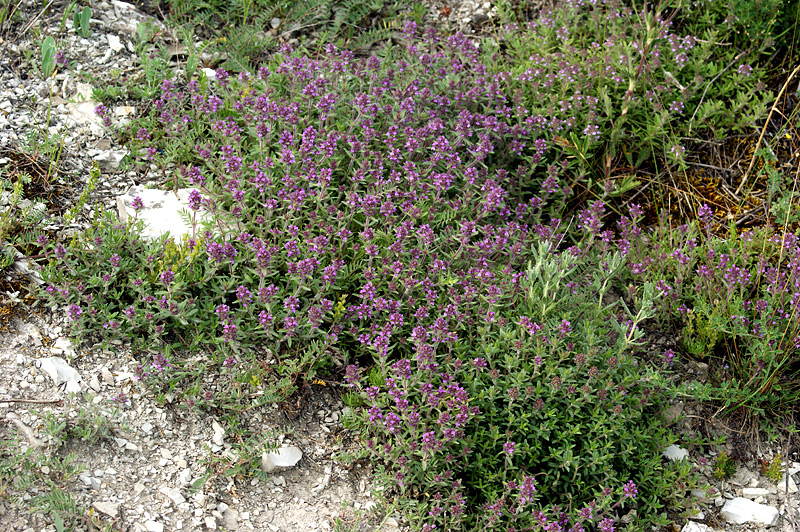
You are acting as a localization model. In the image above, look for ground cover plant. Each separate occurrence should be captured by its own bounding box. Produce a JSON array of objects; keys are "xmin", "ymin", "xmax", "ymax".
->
[
  {"xmin": 35, "ymin": 20, "xmax": 704, "ymax": 530},
  {"xmin": 623, "ymin": 204, "xmax": 800, "ymax": 425},
  {"xmin": 491, "ymin": 0, "xmax": 776, "ymax": 215},
  {"xmin": 12, "ymin": 0, "xmax": 800, "ymax": 530}
]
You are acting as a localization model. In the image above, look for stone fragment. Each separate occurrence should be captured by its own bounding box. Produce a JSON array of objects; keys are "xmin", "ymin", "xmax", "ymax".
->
[
  {"xmin": 80, "ymin": 473, "xmax": 102, "ymax": 491},
  {"xmin": 260, "ymin": 445, "xmax": 302, "ymax": 473},
  {"xmin": 681, "ymin": 522, "xmax": 713, "ymax": 532},
  {"xmin": 34, "ymin": 357, "xmax": 81, "ymax": 393},
  {"xmin": 720, "ymin": 497, "xmax": 779, "ymax": 526},
  {"xmin": 145, "ymin": 521, "xmax": 164, "ymax": 532},
  {"xmin": 205, "ymin": 516, "xmax": 217, "ymax": 529},
  {"xmin": 107, "ymin": 34, "xmax": 123, "ymax": 52},
  {"xmin": 53, "ymin": 338, "xmax": 76, "ymax": 357},
  {"xmin": 116, "ymin": 185, "xmax": 221, "ymax": 242},
  {"xmin": 742, "ymin": 487, "xmax": 770, "ymax": 498},
  {"xmin": 179, "ymin": 468, "xmax": 192, "ymax": 485},
  {"xmin": 98, "ymin": 367, "xmax": 114, "ymax": 386},
  {"xmin": 93, "ymin": 149, "xmax": 126, "ymax": 171},
  {"xmin": 777, "ymin": 474, "xmax": 798, "ymax": 494},
  {"xmin": 6, "ymin": 413, "xmax": 45, "ymax": 448},
  {"xmin": 662, "ymin": 444, "xmax": 689, "ymax": 461},
  {"xmin": 92, "ymin": 501, "xmax": 119, "ymax": 518},
  {"xmin": 211, "ymin": 421, "xmax": 225, "ymax": 447},
  {"xmin": 160, "ymin": 486, "xmax": 186, "ymax": 506},
  {"xmin": 88, "ymin": 375, "xmax": 101, "ymax": 392},
  {"xmin": 222, "ymin": 508, "xmax": 238, "ymax": 530}
]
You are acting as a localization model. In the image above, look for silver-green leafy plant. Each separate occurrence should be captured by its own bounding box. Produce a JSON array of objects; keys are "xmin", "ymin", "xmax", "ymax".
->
[
  {"xmin": 40, "ymin": 35, "xmax": 56, "ymax": 79},
  {"xmin": 73, "ymin": 5, "xmax": 91, "ymax": 38}
]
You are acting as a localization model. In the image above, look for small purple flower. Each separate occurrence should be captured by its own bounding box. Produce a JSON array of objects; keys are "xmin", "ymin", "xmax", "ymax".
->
[
  {"xmin": 283, "ymin": 296, "xmax": 300, "ymax": 314},
  {"xmin": 151, "ymin": 352, "xmax": 170, "ymax": 371},
  {"xmin": 421, "ymin": 431, "xmax": 439, "ymax": 453},
  {"xmin": 222, "ymin": 356, "xmax": 237, "ymax": 368},
  {"xmin": 37, "ymin": 234, "xmax": 49, "ymax": 246},
  {"xmin": 160, "ymin": 269, "xmax": 175, "ymax": 285},
  {"xmin": 503, "ymin": 441, "xmax": 516, "ymax": 455},
  {"xmin": 110, "ymin": 254, "xmax": 121, "ymax": 267},
  {"xmin": 663, "ymin": 349, "xmax": 676, "ymax": 367},
  {"xmin": 102, "ymin": 274, "xmax": 111, "ymax": 283},
  {"xmin": 283, "ymin": 316, "xmax": 298, "ymax": 335},
  {"xmin": 236, "ymin": 285, "xmax": 252, "ymax": 308},
  {"xmin": 131, "ymin": 196, "xmax": 144, "ymax": 211},
  {"xmin": 94, "ymin": 104, "xmax": 111, "ymax": 127},
  {"xmin": 738, "ymin": 64, "xmax": 752, "ymax": 77},
  {"xmin": 222, "ymin": 323, "xmax": 237, "ymax": 342},
  {"xmin": 472, "ymin": 357, "xmax": 487, "ymax": 370},
  {"xmin": 698, "ymin": 203, "xmax": 713, "ymax": 225},
  {"xmin": 623, "ymin": 480, "xmax": 638, "ymax": 498},
  {"xmin": 258, "ymin": 311, "xmax": 273, "ymax": 327},
  {"xmin": 599, "ymin": 518, "xmax": 615, "ymax": 532},
  {"xmin": 518, "ymin": 475, "xmax": 537, "ymax": 505},
  {"xmin": 67, "ymin": 304, "xmax": 82, "ymax": 321},
  {"xmin": 188, "ymin": 189, "xmax": 202, "ymax": 211},
  {"xmin": 344, "ymin": 365, "xmax": 360, "ymax": 387},
  {"xmin": 215, "ymin": 304, "xmax": 229, "ymax": 320}
]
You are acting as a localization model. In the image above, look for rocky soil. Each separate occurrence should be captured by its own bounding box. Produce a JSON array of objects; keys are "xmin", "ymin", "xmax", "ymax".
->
[{"xmin": 1, "ymin": 0, "xmax": 800, "ymax": 531}]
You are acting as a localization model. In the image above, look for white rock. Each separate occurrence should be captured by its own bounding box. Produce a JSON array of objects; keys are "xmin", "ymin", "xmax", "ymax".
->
[
  {"xmin": 34, "ymin": 357, "xmax": 81, "ymax": 393},
  {"xmin": 202, "ymin": 68, "xmax": 217, "ymax": 80},
  {"xmin": 17, "ymin": 323, "xmax": 43, "ymax": 346},
  {"xmin": 260, "ymin": 445, "xmax": 302, "ymax": 473},
  {"xmin": 742, "ymin": 487, "xmax": 770, "ymax": 498},
  {"xmin": 106, "ymin": 34, "xmax": 123, "ymax": 52},
  {"xmin": 145, "ymin": 521, "xmax": 164, "ymax": 532},
  {"xmin": 101, "ymin": 368, "xmax": 115, "ymax": 385},
  {"xmin": 93, "ymin": 501, "xmax": 119, "ymax": 518},
  {"xmin": 160, "ymin": 486, "xmax": 186, "ymax": 506},
  {"xmin": 663, "ymin": 444, "xmax": 689, "ymax": 461},
  {"xmin": 681, "ymin": 522, "xmax": 713, "ymax": 532},
  {"xmin": 114, "ymin": 371, "xmax": 135, "ymax": 384},
  {"xmin": 179, "ymin": 468, "xmax": 192, "ymax": 485},
  {"xmin": 88, "ymin": 375, "xmax": 101, "ymax": 392},
  {"xmin": 65, "ymin": 84, "xmax": 103, "ymax": 135},
  {"xmin": 720, "ymin": 497, "xmax": 779, "ymax": 526},
  {"xmin": 205, "ymin": 516, "xmax": 217, "ymax": 529},
  {"xmin": 53, "ymin": 337, "xmax": 76, "ymax": 357},
  {"xmin": 94, "ymin": 149, "xmax": 126, "ymax": 171},
  {"xmin": 223, "ymin": 508, "xmax": 238, "ymax": 530},
  {"xmin": 777, "ymin": 474, "xmax": 798, "ymax": 493},
  {"xmin": 116, "ymin": 185, "xmax": 220, "ymax": 242},
  {"xmin": 211, "ymin": 421, "xmax": 225, "ymax": 446}
]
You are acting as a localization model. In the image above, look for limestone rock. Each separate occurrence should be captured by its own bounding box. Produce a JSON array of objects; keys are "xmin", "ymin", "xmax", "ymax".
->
[
  {"xmin": 260, "ymin": 445, "xmax": 302, "ymax": 473},
  {"xmin": 34, "ymin": 357, "xmax": 81, "ymax": 393},
  {"xmin": 663, "ymin": 444, "xmax": 689, "ymax": 461},
  {"xmin": 720, "ymin": 497, "xmax": 779, "ymax": 526},
  {"xmin": 93, "ymin": 501, "xmax": 120, "ymax": 518}
]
